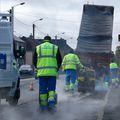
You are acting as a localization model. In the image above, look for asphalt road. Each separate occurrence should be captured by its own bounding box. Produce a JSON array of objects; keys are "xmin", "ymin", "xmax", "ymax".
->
[
  {"xmin": 103, "ymin": 86, "xmax": 120, "ymax": 120},
  {"xmin": 0, "ymin": 74, "xmax": 119, "ymax": 120}
]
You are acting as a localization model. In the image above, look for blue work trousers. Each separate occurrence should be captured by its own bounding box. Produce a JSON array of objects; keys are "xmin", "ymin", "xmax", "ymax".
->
[
  {"xmin": 110, "ymin": 68, "xmax": 118, "ymax": 81},
  {"xmin": 39, "ymin": 76, "xmax": 56, "ymax": 95},
  {"xmin": 65, "ymin": 69, "xmax": 77, "ymax": 85},
  {"xmin": 104, "ymin": 74, "xmax": 110, "ymax": 83}
]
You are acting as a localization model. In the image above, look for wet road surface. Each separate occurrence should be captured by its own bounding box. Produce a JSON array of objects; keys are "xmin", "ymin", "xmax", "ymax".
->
[{"xmin": 0, "ymin": 75, "xmax": 119, "ymax": 120}]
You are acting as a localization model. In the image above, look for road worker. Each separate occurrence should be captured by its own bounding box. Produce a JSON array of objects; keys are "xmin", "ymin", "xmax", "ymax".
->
[
  {"xmin": 103, "ymin": 65, "xmax": 110, "ymax": 87},
  {"xmin": 33, "ymin": 35, "xmax": 62, "ymax": 111},
  {"xmin": 62, "ymin": 50, "xmax": 84, "ymax": 93},
  {"xmin": 95, "ymin": 63, "xmax": 106, "ymax": 84},
  {"xmin": 110, "ymin": 60, "xmax": 119, "ymax": 86}
]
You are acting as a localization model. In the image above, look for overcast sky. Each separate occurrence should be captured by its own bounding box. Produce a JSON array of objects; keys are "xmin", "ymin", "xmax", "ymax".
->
[{"xmin": 0, "ymin": 0, "xmax": 120, "ymax": 51}]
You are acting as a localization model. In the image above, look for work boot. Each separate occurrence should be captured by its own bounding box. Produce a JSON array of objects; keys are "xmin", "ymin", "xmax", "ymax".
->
[
  {"xmin": 48, "ymin": 100, "xmax": 56, "ymax": 112},
  {"xmin": 64, "ymin": 85, "xmax": 70, "ymax": 92},
  {"xmin": 104, "ymin": 82, "xmax": 109, "ymax": 88},
  {"xmin": 39, "ymin": 94, "xmax": 48, "ymax": 111},
  {"xmin": 40, "ymin": 105, "xmax": 48, "ymax": 112},
  {"xmin": 48, "ymin": 91, "xmax": 56, "ymax": 112},
  {"xmin": 64, "ymin": 88, "xmax": 69, "ymax": 92},
  {"xmin": 69, "ymin": 83, "xmax": 75, "ymax": 94},
  {"xmin": 69, "ymin": 88, "xmax": 75, "ymax": 95}
]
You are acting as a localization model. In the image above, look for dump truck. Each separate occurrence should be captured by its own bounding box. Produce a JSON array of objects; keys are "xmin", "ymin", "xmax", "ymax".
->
[
  {"xmin": 76, "ymin": 4, "xmax": 114, "ymax": 93},
  {"xmin": 0, "ymin": 9, "xmax": 25, "ymax": 105}
]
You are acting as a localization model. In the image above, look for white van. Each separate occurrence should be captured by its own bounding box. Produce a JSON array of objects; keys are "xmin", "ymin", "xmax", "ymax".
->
[{"xmin": 0, "ymin": 10, "xmax": 25, "ymax": 105}]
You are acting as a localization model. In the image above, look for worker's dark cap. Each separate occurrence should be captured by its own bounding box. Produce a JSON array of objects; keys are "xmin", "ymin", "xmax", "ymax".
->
[
  {"xmin": 44, "ymin": 35, "xmax": 51, "ymax": 41},
  {"xmin": 70, "ymin": 49, "xmax": 74, "ymax": 53}
]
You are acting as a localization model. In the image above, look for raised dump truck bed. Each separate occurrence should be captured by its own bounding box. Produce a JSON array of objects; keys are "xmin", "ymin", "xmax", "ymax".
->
[
  {"xmin": 76, "ymin": 4, "xmax": 114, "ymax": 54},
  {"xmin": 77, "ymin": 4, "xmax": 114, "ymax": 68},
  {"xmin": 76, "ymin": 4, "xmax": 114, "ymax": 92}
]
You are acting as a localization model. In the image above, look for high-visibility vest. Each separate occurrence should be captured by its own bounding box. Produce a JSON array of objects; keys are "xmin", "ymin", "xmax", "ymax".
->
[
  {"xmin": 62, "ymin": 53, "xmax": 83, "ymax": 70},
  {"xmin": 36, "ymin": 42, "xmax": 58, "ymax": 77},
  {"xmin": 110, "ymin": 62, "xmax": 118, "ymax": 69}
]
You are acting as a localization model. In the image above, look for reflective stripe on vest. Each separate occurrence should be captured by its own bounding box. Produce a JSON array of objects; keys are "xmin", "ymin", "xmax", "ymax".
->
[
  {"xmin": 38, "ymin": 45, "xmax": 56, "ymax": 58},
  {"xmin": 37, "ymin": 66, "xmax": 57, "ymax": 69},
  {"xmin": 62, "ymin": 60, "xmax": 78, "ymax": 65}
]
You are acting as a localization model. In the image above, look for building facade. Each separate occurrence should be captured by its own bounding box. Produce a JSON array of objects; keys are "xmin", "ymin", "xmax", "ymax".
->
[{"xmin": 21, "ymin": 36, "xmax": 73, "ymax": 66}]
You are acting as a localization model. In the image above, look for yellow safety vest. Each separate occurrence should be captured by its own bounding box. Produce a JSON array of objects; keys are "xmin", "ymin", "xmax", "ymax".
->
[
  {"xmin": 36, "ymin": 42, "xmax": 58, "ymax": 77},
  {"xmin": 110, "ymin": 62, "xmax": 118, "ymax": 69},
  {"xmin": 62, "ymin": 53, "xmax": 83, "ymax": 70}
]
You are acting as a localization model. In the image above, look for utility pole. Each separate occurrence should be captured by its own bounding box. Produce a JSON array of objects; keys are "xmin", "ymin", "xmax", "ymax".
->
[
  {"xmin": 32, "ymin": 24, "xmax": 35, "ymax": 40},
  {"xmin": 32, "ymin": 18, "xmax": 43, "ymax": 40}
]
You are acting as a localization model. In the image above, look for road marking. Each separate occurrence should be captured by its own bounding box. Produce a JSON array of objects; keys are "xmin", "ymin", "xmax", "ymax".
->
[
  {"xmin": 75, "ymin": 93, "xmax": 91, "ymax": 103},
  {"xmin": 97, "ymin": 86, "xmax": 111, "ymax": 120},
  {"xmin": 68, "ymin": 92, "xmax": 92, "ymax": 103},
  {"xmin": 18, "ymin": 98, "xmax": 38, "ymax": 106}
]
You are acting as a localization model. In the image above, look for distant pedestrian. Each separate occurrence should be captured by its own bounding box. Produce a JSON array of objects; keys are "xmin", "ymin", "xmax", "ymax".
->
[
  {"xmin": 103, "ymin": 66, "xmax": 110, "ymax": 87},
  {"xmin": 95, "ymin": 63, "xmax": 105, "ymax": 83}
]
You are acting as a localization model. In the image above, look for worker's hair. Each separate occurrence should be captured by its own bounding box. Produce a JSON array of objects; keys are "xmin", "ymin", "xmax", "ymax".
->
[
  {"xmin": 111, "ymin": 59, "xmax": 115, "ymax": 63},
  {"xmin": 44, "ymin": 35, "xmax": 51, "ymax": 41},
  {"xmin": 70, "ymin": 49, "xmax": 74, "ymax": 53}
]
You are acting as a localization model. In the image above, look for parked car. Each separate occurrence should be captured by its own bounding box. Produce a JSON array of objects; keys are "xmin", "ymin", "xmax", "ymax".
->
[{"xmin": 19, "ymin": 64, "xmax": 34, "ymax": 78}]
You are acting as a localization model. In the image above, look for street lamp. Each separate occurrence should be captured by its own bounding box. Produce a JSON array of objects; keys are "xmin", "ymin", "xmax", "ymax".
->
[
  {"xmin": 32, "ymin": 18, "xmax": 43, "ymax": 40},
  {"xmin": 33, "ymin": 18, "xmax": 43, "ymax": 23},
  {"xmin": 12, "ymin": 2, "xmax": 25, "ymax": 7},
  {"xmin": 8, "ymin": 2, "xmax": 25, "ymax": 63},
  {"xmin": 10, "ymin": 2, "xmax": 25, "ymax": 33}
]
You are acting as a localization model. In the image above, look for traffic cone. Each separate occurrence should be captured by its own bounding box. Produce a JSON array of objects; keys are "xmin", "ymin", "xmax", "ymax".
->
[{"xmin": 29, "ymin": 81, "xmax": 34, "ymax": 91}]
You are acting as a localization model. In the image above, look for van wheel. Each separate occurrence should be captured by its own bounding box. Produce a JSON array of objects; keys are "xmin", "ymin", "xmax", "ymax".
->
[
  {"xmin": 55, "ymin": 93, "xmax": 57, "ymax": 104},
  {"xmin": 8, "ymin": 89, "xmax": 20, "ymax": 106},
  {"xmin": 15, "ymin": 88, "xmax": 20, "ymax": 99},
  {"xmin": 8, "ymin": 98, "xmax": 18, "ymax": 106}
]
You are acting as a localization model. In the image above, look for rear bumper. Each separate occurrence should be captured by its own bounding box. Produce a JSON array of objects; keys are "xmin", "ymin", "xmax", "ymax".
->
[
  {"xmin": 0, "ymin": 70, "xmax": 19, "ymax": 87},
  {"xmin": 0, "ymin": 70, "xmax": 20, "ymax": 99}
]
